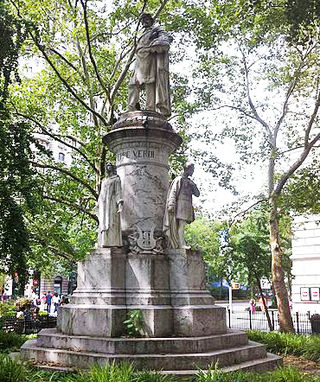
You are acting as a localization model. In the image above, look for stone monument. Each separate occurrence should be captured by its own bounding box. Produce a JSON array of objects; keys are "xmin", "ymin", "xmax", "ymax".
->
[
  {"xmin": 163, "ymin": 162, "xmax": 200, "ymax": 249},
  {"xmin": 21, "ymin": 14, "xmax": 281, "ymax": 375},
  {"xmin": 97, "ymin": 163, "xmax": 123, "ymax": 248}
]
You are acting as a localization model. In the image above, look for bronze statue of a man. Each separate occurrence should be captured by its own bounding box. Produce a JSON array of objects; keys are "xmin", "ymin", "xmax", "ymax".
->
[
  {"xmin": 163, "ymin": 163, "xmax": 200, "ymax": 249},
  {"xmin": 97, "ymin": 164, "xmax": 123, "ymax": 247},
  {"xmin": 127, "ymin": 13, "xmax": 173, "ymax": 117}
]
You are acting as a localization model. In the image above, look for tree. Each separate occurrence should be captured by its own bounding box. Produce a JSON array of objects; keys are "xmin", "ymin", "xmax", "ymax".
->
[
  {"xmin": 6, "ymin": 0, "xmax": 209, "ymax": 272},
  {"xmin": 0, "ymin": 0, "xmax": 38, "ymax": 293},
  {"xmin": 189, "ymin": 0, "xmax": 320, "ymax": 332},
  {"xmin": 231, "ymin": 208, "xmax": 292, "ymax": 331}
]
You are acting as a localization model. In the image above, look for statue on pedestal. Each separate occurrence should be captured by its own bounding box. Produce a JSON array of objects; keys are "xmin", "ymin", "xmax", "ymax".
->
[
  {"xmin": 97, "ymin": 164, "xmax": 123, "ymax": 247},
  {"xmin": 163, "ymin": 163, "xmax": 200, "ymax": 249},
  {"xmin": 127, "ymin": 13, "xmax": 173, "ymax": 117}
]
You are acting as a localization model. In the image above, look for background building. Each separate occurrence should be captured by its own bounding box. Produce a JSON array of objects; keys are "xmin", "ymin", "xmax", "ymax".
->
[{"xmin": 291, "ymin": 215, "xmax": 320, "ymax": 313}]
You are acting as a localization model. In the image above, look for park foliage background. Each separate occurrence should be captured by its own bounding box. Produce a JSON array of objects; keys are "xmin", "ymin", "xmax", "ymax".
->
[{"xmin": 1, "ymin": 0, "xmax": 320, "ymax": 332}]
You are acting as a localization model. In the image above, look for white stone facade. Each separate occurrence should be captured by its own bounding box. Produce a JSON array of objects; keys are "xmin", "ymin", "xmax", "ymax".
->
[{"xmin": 291, "ymin": 215, "xmax": 320, "ymax": 313}]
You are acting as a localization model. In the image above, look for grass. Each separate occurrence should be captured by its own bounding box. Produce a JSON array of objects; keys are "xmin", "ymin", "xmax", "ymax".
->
[
  {"xmin": 247, "ymin": 330, "xmax": 320, "ymax": 362},
  {"xmin": 197, "ymin": 366, "xmax": 320, "ymax": 381},
  {"xmin": 0, "ymin": 330, "xmax": 320, "ymax": 381},
  {"xmin": 0, "ymin": 331, "xmax": 36, "ymax": 352}
]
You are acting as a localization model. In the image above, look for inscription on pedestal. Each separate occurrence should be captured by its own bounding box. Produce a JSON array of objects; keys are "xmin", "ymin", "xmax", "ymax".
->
[{"xmin": 117, "ymin": 149, "xmax": 155, "ymax": 161}]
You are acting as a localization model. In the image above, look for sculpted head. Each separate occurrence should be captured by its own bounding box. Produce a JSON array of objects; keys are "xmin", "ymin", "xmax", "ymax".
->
[
  {"xmin": 106, "ymin": 163, "xmax": 116, "ymax": 176},
  {"xmin": 141, "ymin": 13, "xmax": 154, "ymax": 28},
  {"xmin": 183, "ymin": 162, "xmax": 195, "ymax": 177}
]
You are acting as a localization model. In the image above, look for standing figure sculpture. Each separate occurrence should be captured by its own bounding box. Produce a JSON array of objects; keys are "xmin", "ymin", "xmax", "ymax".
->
[
  {"xmin": 127, "ymin": 13, "xmax": 173, "ymax": 117},
  {"xmin": 97, "ymin": 164, "xmax": 123, "ymax": 247},
  {"xmin": 163, "ymin": 163, "xmax": 200, "ymax": 249}
]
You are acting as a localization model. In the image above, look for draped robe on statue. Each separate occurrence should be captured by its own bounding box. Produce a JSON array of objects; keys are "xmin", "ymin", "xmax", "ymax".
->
[{"xmin": 98, "ymin": 175, "xmax": 123, "ymax": 247}]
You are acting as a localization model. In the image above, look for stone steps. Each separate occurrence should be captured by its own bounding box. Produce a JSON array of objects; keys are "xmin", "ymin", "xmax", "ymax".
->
[
  {"xmin": 26, "ymin": 353, "xmax": 282, "ymax": 377},
  {"xmin": 37, "ymin": 328, "xmax": 248, "ymax": 355},
  {"xmin": 21, "ymin": 339, "xmax": 267, "ymax": 371},
  {"xmin": 159, "ymin": 353, "xmax": 282, "ymax": 376}
]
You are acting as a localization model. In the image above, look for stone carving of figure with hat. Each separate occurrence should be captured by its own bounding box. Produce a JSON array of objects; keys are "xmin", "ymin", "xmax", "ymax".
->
[
  {"xmin": 163, "ymin": 163, "xmax": 200, "ymax": 249},
  {"xmin": 127, "ymin": 13, "xmax": 173, "ymax": 117}
]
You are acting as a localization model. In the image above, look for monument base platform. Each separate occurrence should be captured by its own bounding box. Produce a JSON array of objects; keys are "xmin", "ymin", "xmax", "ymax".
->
[
  {"xmin": 21, "ymin": 328, "xmax": 281, "ymax": 374},
  {"xmin": 21, "ymin": 247, "xmax": 281, "ymax": 373}
]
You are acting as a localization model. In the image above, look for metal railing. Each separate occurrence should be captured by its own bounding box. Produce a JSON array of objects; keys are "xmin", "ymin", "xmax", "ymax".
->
[
  {"xmin": 0, "ymin": 315, "xmax": 57, "ymax": 334},
  {"xmin": 227, "ymin": 308, "xmax": 313, "ymax": 333}
]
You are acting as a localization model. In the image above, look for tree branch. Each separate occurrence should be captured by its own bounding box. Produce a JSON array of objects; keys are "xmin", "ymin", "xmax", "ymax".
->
[
  {"xmin": 80, "ymin": 0, "xmax": 110, "ymax": 97},
  {"xmin": 16, "ymin": 111, "xmax": 99, "ymax": 174},
  {"xmin": 240, "ymin": 48, "xmax": 273, "ymax": 143},
  {"xmin": 153, "ymin": 0, "xmax": 170, "ymax": 19},
  {"xmin": 304, "ymin": 89, "xmax": 320, "ymax": 148},
  {"xmin": 49, "ymin": 47, "xmax": 83, "ymax": 79},
  {"xmin": 208, "ymin": 104, "xmax": 261, "ymax": 123},
  {"xmin": 274, "ymin": 132, "xmax": 320, "ymax": 196},
  {"xmin": 31, "ymin": 161, "xmax": 98, "ymax": 198},
  {"xmin": 29, "ymin": 29, "xmax": 108, "ymax": 126},
  {"xmin": 44, "ymin": 195, "xmax": 98, "ymax": 222},
  {"xmin": 229, "ymin": 198, "xmax": 267, "ymax": 226}
]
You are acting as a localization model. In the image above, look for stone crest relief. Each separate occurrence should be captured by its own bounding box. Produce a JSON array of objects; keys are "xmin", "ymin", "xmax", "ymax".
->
[{"xmin": 128, "ymin": 224, "xmax": 164, "ymax": 254}]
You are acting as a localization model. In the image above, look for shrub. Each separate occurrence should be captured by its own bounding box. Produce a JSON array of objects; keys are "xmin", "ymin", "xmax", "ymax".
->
[
  {"xmin": 0, "ymin": 331, "xmax": 33, "ymax": 352},
  {"xmin": 0, "ymin": 354, "xmax": 26, "ymax": 382},
  {"xmin": 196, "ymin": 366, "xmax": 320, "ymax": 382},
  {"xmin": 0, "ymin": 303, "xmax": 17, "ymax": 318},
  {"xmin": 247, "ymin": 330, "xmax": 320, "ymax": 362},
  {"xmin": 123, "ymin": 310, "xmax": 145, "ymax": 337}
]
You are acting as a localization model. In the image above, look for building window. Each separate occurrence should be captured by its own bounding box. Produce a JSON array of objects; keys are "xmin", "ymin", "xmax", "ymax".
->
[
  {"xmin": 58, "ymin": 152, "xmax": 65, "ymax": 162},
  {"xmin": 53, "ymin": 276, "xmax": 63, "ymax": 295}
]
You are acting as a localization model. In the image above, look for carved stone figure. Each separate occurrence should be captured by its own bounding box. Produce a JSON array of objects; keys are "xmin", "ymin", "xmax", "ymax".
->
[
  {"xmin": 97, "ymin": 164, "xmax": 123, "ymax": 247},
  {"xmin": 127, "ymin": 13, "xmax": 173, "ymax": 117},
  {"xmin": 163, "ymin": 163, "xmax": 200, "ymax": 249}
]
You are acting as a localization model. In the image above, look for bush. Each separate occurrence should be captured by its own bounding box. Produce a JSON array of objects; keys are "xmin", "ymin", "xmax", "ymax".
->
[
  {"xmin": 0, "ymin": 354, "xmax": 26, "ymax": 382},
  {"xmin": 0, "ymin": 331, "xmax": 33, "ymax": 352},
  {"xmin": 247, "ymin": 330, "xmax": 320, "ymax": 362},
  {"xmin": 196, "ymin": 366, "xmax": 320, "ymax": 382},
  {"xmin": 0, "ymin": 303, "xmax": 17, "ymax": 318}
]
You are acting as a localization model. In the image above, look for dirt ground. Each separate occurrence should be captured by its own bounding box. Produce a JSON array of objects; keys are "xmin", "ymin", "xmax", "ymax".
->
[{"xmin": 284, "ymin": 355, "xmax": 320, "ymax": 376}]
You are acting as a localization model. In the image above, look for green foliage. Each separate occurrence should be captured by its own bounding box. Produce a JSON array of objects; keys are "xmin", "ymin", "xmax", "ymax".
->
[
  {"xmin": 78, "ymin": 362, "xmax": 135, "ymax": 382},
  {"xmin": 0, "ymin": 302, "xmax": 17, "ymax": 318},
  {"xmin": 0, "ymin": 354, "xmax": 26, "ymax": 382},
  {"xmin": 247, "ymin": 330, "xmax": 320, "ymax": 362},
  {"xmin": 0, "ymin": 332, "xmax": 34, "ymax": 352},
  {"xmin": 280, "ymin": 165, "xmax": 320, "ymax": 215},
  {"xmin": 123, "ymin": 310, "xmax": 145, "ymax": 337},
  {"xmin": 185, "ymin": 219, "xmax": 230, "ymax": 281},
  {"xmin": 0, "ymin": 0, "xmax": 37, "ymax": 290},
  {"xmin": 2, "ymin": 0, "xmax": 201, "ymax": 272},
  {"xmin": 196, "ymin": 366, "xmax": 320, "ymax": 382}
]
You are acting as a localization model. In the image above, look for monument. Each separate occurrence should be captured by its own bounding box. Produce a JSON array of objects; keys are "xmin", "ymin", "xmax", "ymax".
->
[{"xmin": 21, "ymin": 13, "xmax": 281, "ymax": 376}]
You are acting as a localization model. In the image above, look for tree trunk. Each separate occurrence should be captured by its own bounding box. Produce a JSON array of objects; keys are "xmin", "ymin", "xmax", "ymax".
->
[
  {"xmin": 255, "ymin": 274, "xmax": 273, "ymax": 331},
  {"xmin": 269, "ymin": 199, "xmax": 294, "ymax": 333}
]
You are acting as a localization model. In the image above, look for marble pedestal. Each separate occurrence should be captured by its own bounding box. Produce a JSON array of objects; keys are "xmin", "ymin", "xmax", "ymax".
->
[
  {"xmin": 21, "ymin": 246, "xmax": 281, "ymax": 374},
  {"xmin": 21, "ymin": 111, "xmax": 281, "ymax": 374}
]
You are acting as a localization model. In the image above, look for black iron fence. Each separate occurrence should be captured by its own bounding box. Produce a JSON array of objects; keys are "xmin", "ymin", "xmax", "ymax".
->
[
  {"xmin": 0, "ymin": 315, "xmax": 57, "ymax": 334},
  {"xmin": 227, "ymin": 308, "xmax": 314, "ymax": 334}
]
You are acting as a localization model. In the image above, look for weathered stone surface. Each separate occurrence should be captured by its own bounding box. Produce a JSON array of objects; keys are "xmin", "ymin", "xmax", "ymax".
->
[
  {"xmin": 21, "ymin": 339, "xmax": 268, "ymax": 371},
  {"xmin": 37, "ymin": 328, "xmax": 248, "ymax": 354},
  {"xmin": 21, "ymin": 110, "xmax": 280, "ymax": 374},
  {"xmin": 168, "ymin": 249, "xmax": 214, "ymax": 305},
  {"xmin": 104, "ymin": 111, "xmax": 182, "ymax": 239},
  {"xmin": 173, "ymin": 306, "xmax": 226, "ymax": 337},
  {"xmin": 72, "ymin": 248, "xmax": 126, "ymax": 305},
  {"xmin": 163, "ymin": 163, "xmax": 200, "ymax": 249},
  {"xmin": 57, "ymin": 305, "xmax": 127, "ymax": 337}
]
